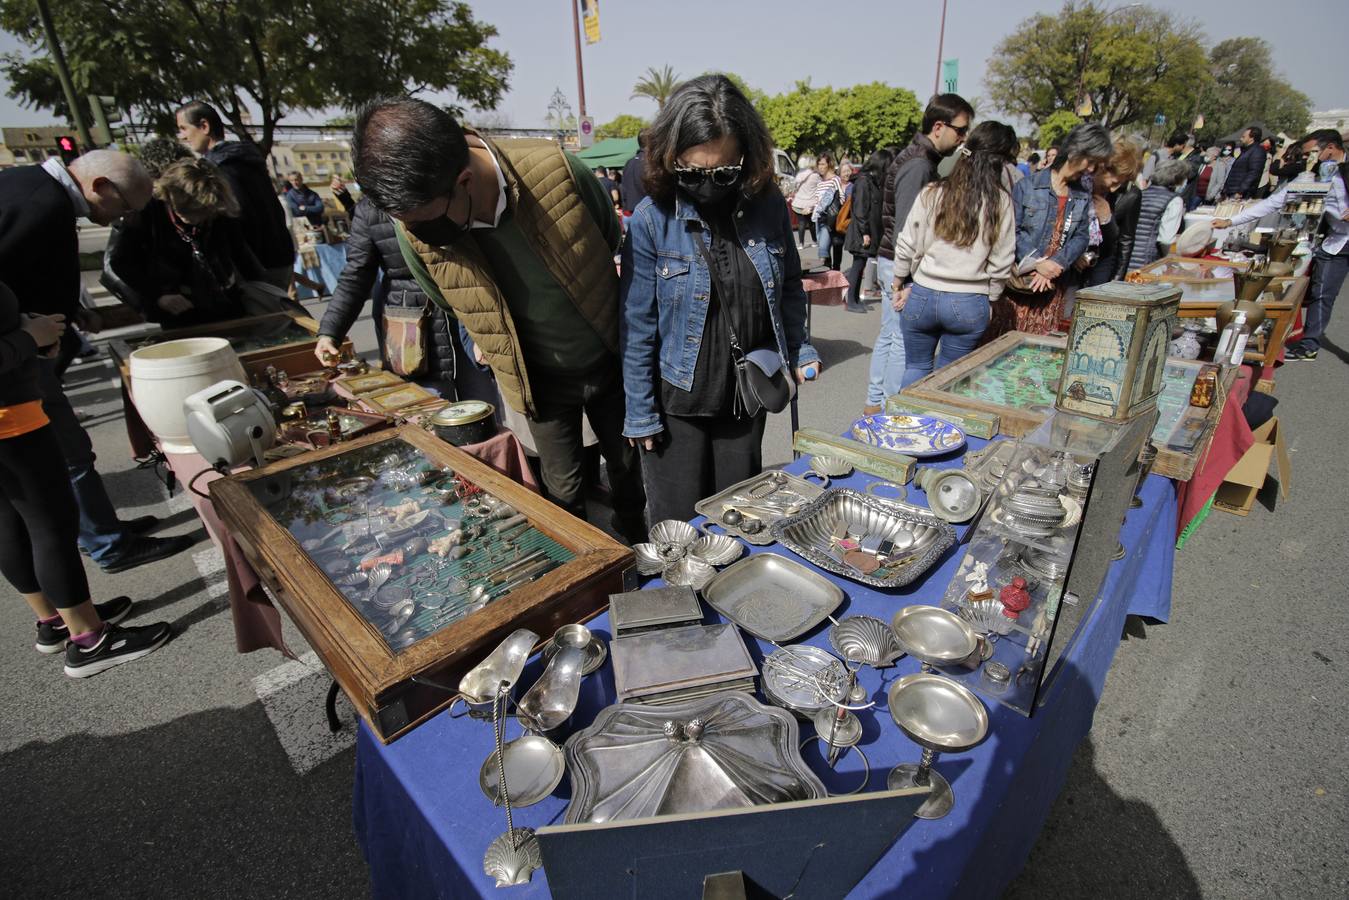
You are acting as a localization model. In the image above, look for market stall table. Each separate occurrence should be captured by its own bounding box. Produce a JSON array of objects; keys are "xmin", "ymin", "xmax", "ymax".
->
[{"xmin": 351, "ymin": 438, "xmax": 1178, "ymax": 898}]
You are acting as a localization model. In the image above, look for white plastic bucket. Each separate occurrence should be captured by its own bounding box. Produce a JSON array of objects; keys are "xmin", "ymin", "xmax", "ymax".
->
[{"xmin": 129, "ymin": 337, "xmax": 247, "ymax": 454}]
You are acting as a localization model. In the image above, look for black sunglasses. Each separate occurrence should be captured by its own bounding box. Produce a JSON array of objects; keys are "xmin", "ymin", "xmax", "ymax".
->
[
  {"xmin": 673, "ymin": 158, "xmax": 744, "ymax": 188},
  {"xmin": 944, "ymin": 121, "xmax": 969, "ymax": 138}
]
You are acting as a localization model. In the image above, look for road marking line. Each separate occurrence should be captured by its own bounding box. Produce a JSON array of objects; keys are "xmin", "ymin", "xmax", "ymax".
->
[{"xmin": 253, "ymin": 651, "xmax": 355, "ymax": 775}]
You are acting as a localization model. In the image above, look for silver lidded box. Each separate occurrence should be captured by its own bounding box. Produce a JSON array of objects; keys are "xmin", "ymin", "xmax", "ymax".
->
[{"xmin": 608, "ymin": 585, "xmax": 704, "ymax": 638}]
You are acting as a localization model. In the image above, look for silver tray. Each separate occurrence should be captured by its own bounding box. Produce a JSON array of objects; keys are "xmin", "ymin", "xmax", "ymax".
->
[
  {"xmin": 562, "ymin": 691, "xmax": 826, "ymax": 825},
  {"xmin": 693, "ymin": 471, "xmax": 825, "ymax": 546},
  {"xmin": 771, "ymin": 488, "xmax": 956, "ymax": 589},
  {"xmin": 701, "ymin": 553, "xmax": 845, "ymax": 643}
]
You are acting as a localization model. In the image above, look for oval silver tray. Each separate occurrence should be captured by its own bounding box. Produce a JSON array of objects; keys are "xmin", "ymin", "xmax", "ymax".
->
[
  {"xmin": 770, "ymin": 488, "xmax": 956, "ymax": 589},
  {"xmin": 693, "ymin": 471, "xmax": 825, "ymax": 546}
]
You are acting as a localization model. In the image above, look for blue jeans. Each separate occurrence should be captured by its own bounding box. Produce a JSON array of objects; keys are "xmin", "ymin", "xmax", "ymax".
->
[
  {"xmin": 866, "ymin": 257, "xmax": 905, "ymax": 405},
  {"xmin": 899, "ymin": 284, "xmax": 991, "ymax": 388},
  {"xmin": 1300, "ymin": 244, "xmax": 1349, "ymax": 351},
  {"xmin": 37, "ymin": 359, "xmax": 133, "ymax": 563}
]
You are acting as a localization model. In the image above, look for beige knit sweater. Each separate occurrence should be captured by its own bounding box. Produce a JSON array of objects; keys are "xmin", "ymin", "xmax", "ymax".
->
[{"xmin": 892, "ymin": 185, "xmax": 1015, "ymax": 301}]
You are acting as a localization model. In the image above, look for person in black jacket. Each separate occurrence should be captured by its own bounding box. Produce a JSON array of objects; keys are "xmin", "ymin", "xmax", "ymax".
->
[
  {"xmin": 313, "ymin": 194, "xmax": 498, "ymax": 407},
  {"xmin": 102, "ymin": 158, "xmax": 262, "ymax": 327},
  {"xmin": 1086, "ymin": 139, "xmax": 1143, "ymax": 286},
  {"xmin": 176, "ymin": 101, "xmax": 295, "ymax": 287},
  {"xmin": 842, "ymin": 149, "xmax": 891, "ymax": 313},
  {"xmin": 0, "ymin": 281, "xmax": 173, "ymax": 675},
  {"xmin": 0, "ymin": 151, "xmax": 192, "ymax": 573},
  {"xmin": 1222, "ymin": 126, "xmax": 1268, "ymax": 199},
  {"xmin": 284, "ymin": 172, "xmax": 326, "ymax": 227}
]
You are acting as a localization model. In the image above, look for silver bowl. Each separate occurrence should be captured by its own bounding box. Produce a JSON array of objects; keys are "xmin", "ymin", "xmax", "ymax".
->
[
  {"xmin": 662, "ymin": 556, "xmax": 717, "ymax": 591},
  {"xmin": 890, "ymin": 605, "xmax": 978, "ymax": 667},
  {"xmin": 887, "ymin": 672, "xmax": 989, "ymax": 752},
  {"xmin": 649, "ymin": 519, "xmax": 698, "ymax": 558},
  {"xmin": 543, "ymin": 623, "xmax": 607, "ymax": 676},
  {"xmin": 687, "ymin": 533, "xmax": 744, "ymax": 567},
  {"xmin": 810, "ymin": 455, "xmax": 854, "ymax": 477},
  {"xmin": 917, "ymin": 468, "xmax": 982, "ymax": 524},
  {"xmin": 632, "ymin": 543, "xmax": 666, "ymax": 576},
  {"xmin": 829, "ymin": 615, "xmax": 903, "ymax": 667}
]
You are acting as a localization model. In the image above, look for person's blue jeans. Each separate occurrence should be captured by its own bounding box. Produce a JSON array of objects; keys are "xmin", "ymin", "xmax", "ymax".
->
[
  {"xmin": 899, "ymin": 284, "xmax": 991, "ymax": 388},
  {"xmin": 1299, "ymin": 244, "xmax": 1349, "ymax": 351},
  {"xmin": 866, "ymin": 257, "xmax": 904, "ymax": 406},
  {"xmin": 36, "ymin": 359, "xmax": 132, "ymax": 563}
]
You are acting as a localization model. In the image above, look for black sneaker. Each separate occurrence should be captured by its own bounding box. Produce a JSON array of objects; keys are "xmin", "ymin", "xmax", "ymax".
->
[
  {"xmin": 98, "ymin": 534, "xmax": 194, "ymax": 574},
  {"xmin": 35, "ymin": 596, "xmax": 133, "ymax": 654},
  {"xmin": 64, "ymin": 621, "xmax": 172, "ymax": 678},
  {"xmin": 1287, "ymin": 346, "xmax": 1318, "ymax": 361},
  {"xmin": 122, "ymin": 515, "xmax": 160, "ymax": 534}
]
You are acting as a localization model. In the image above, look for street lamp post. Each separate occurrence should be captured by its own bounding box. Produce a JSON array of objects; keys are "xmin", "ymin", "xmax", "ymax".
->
[{"xmin": 933, "ymin": 0, "xmax": 949, "ymax": 98}]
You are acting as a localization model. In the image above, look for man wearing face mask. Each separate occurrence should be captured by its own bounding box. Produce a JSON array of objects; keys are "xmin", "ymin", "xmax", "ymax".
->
[
  {"xmin": 352, "ymin": 97, "xmax": 647, "ymax": 541},
  {"xmin": 1216, "ymin": 130, "xmax": 1349, "ymax": 361},
  {"xmin": 1222, "ymin": 126, "xmax": 1268, "ymax": 200}
]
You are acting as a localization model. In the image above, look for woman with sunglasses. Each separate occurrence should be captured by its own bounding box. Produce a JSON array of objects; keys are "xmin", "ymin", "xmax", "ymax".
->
[{"xmin": 621, "ymin": 74, "xmax": 821, "ymax": 524}]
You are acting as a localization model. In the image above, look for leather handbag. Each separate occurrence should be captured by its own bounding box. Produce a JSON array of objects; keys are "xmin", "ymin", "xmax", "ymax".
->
[{"xmin": 691, "ymin": 235, "xmax": 795, "ymax": 417}]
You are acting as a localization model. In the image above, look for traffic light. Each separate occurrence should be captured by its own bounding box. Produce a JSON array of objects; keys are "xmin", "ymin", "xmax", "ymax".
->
[
  {"xmin": 88, "ymin": 95, "xmax": 127, "ymax": 147},
  {"xmin": 55, "ymin": 135, "xmax": 78, "ymax": 165}
]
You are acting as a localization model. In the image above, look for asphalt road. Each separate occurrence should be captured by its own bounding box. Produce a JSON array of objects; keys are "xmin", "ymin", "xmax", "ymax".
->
[{"xmin": 1, "ymin": 264, "xmax": 1345, "ymax": 898}]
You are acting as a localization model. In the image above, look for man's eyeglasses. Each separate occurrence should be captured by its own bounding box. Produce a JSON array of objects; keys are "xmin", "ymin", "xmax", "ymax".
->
[
  {"xmin": 944, "ymin": 121, "xmax": 969, "ymax": 138},
  {"xmin": 673, "ymin": 158, "xmax": 744, "ymax": 188}
]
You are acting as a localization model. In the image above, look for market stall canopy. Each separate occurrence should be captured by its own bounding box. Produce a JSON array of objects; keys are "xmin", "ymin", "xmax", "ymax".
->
[{"xmin": 574, "ymin": 137, "xmax": 639, "ymax": 169}]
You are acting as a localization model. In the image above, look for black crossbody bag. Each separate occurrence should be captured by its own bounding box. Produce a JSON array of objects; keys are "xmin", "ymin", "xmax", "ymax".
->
[{"xmin": 690, "ymin": 234, "xmax": 795, "ymax": 417}]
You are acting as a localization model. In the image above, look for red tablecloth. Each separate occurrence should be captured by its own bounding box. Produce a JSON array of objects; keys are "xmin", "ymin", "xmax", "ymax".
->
[
  {"xmin": 1175, "ymin": 366, "xmax": 1254, "ymax": 535},
  {"xmin": 802, "ymin": 270, "xmax": 848, "ymax": 306}
]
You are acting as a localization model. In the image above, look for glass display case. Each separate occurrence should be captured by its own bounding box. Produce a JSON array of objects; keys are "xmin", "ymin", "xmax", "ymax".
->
[
  {"xmin": 937, "ymin": 409, "xmax": 1155, "ymax": 715},
  {"xmin": 210, "ymin": 426, "xmax": 633, "ymax": 742},
  {"xmin": 902, "ymin": 332, "xmax": 1234, "ymax": 480}
]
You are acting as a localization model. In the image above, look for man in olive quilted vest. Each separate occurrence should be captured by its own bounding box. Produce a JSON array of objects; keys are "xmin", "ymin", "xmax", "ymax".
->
[{"xmin": 353, "ymin": 98, "xmax": 646, "ymax": 542}]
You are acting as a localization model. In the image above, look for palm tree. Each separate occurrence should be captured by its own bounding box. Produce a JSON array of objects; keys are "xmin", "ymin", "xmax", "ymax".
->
[{"xmin": 631, "ymin": 66, "xmax": 682, "ymax": 109}]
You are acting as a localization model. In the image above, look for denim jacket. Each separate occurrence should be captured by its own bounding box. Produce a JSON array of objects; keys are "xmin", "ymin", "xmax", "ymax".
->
[
  {"xmin": 620, "ymin": 190, "xmax": 819, "ymax": 438},
  {"xmin": 1012, "ymin": 168, "xmax": 1091, "ymax": 269}
]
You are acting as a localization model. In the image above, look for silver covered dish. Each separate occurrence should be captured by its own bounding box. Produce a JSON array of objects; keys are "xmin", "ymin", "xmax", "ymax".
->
[
  {"xmin": 770, "ymin": 488, "xmax": 956, "ymax": 588},
  {"xmin": 562, "ymin": 691, "xmax": 826, "ymax": 825}
]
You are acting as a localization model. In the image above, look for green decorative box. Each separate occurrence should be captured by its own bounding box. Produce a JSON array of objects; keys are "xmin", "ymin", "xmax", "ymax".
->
[
  {"xmin": 1055, "ymin": 282, "xmax": 1181, "ymax": 423},
  {"xmin": 791, "ymin": 429, "xmax": 915, "ymax": 484},
  {"xmin": 884, "ymin": 395, "xmax": 1000, "ymax": 439}
]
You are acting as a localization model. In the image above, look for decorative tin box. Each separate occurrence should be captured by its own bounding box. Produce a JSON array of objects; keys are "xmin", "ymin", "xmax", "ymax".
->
[{"xmin": 1055, "ymin": 282, "xmax": 1181, "ymax": 423}]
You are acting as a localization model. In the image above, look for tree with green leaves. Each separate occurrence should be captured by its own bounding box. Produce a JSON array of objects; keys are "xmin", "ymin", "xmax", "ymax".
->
[
  {"xmin": 985, "ymin": 1, "xmax": 1208, "ymax": 131},
  {"xmin": 1037, "ymin": 110, "xmax": 1083, "ymax": 148},
  {"xmin": 596, "ymin": 114, "xmax": 647, "ymax": 141},
  {"xmin": 756, "ymin": 82, "xmax": 846, "ymax": 158},
  {"xmin": 631, "ymin": 65, "xmax": 681, "ymax": 109},
  {"xmin": 1196, "ymin": 38, "xmax": 1311, "ymax": 141},
  {"xmin": 755, "ymin": 81, "xmax": 921, "ymax": 158},
  {"xmin": 838, "ymin": 83, "xmax": 922, "ymax": 155},
  {"xmin": 0, "ymin": 0, "xmax": 511, "ymax": 153}
]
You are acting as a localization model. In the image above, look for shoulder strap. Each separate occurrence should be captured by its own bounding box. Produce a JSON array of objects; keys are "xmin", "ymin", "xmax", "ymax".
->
[
  {"xmin": 689, "ymin": 231, "xmax": 746, "ymax": 361},
  {"xmin": 393, "ymin": 222, "xmax": 455, "ymax": 318}
]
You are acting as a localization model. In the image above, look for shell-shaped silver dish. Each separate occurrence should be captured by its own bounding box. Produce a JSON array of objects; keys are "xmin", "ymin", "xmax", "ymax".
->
[
  {"xmin": 483, "ymin": 828, "xmax": 542, "ymax": 888},
  {"xmin": 829, "ymin": 615, "xmax": 903, "ymax": 667},
  {"xmin": 770, "ymin": 489, "xmax": 956, "ymax": 588},
  {"xmin": 957, "ymin": 598, "xmax": 1012, "ymax": 637},
  {"xmin": 663, "ymin": 556, "xmax": 717, "ymax": 591},
  {"xmin": 649, "ymin": 519, "xmax": 697, "ymax": 554},
  {"xmin": 810, "ymin": 455, "xmax": 853, "ymax": 477},
  {"xmin": 687, "ymin": 533, "xmax": 744, "ymax": 567},
  {"xmin": 632, "ymin": 543, "xmax": 666, "ymax": 576}
]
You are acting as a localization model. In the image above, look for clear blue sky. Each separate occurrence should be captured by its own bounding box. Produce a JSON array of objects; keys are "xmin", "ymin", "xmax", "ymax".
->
[{"xmin": 0, "ymin": 0, "xmax": 1343, "ymax": 129}]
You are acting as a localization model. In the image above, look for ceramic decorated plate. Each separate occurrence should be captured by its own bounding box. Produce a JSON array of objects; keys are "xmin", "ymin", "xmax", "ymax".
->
[{"xmin": 849, "ymin": 414, "xmax": 966, "ymax": 458}]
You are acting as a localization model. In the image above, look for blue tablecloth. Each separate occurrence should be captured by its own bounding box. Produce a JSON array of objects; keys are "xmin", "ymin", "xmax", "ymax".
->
[
  {"xmin": 294, "ymin": 243, "xmax": 348, "ymax": 299},
  {"xmin": 352, "ymin": 439, "xmax": 1178, "ymax": 898}
]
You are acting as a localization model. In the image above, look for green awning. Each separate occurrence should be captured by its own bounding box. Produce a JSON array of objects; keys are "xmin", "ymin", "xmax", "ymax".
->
[{"xmin": 574, "ymin": 137, "xmax": 639, "ymax": 169}]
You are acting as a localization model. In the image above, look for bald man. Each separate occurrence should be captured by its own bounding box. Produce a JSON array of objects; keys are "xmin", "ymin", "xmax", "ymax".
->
[{"xmin": 0, "ymin": 148, "xmax": 193, "ymax": 574}]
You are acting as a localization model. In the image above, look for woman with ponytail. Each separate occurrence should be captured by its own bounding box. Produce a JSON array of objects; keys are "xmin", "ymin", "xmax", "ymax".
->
[{"xmin": 893, "ymin": 122, "xmax": 1017, "ymax": 386}]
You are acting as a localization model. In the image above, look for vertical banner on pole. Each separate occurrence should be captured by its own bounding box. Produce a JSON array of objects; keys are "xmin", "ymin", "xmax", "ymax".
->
[
  {"xmin": 581, "ymin": 0, "xmax": 601, "ymax": 44},
  {"xmin": 941, "ymin": 59, "xmax": 959, "ymax": 94}
]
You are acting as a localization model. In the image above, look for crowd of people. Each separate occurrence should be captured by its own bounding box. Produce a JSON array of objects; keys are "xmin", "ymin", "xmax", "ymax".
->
[{"xmin": 1, "ymin": 73, "xmax": 1344, "ymax": 681}]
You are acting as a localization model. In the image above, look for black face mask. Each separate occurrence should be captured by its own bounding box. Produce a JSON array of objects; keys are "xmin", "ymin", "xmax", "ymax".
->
[
  {"xmin": 679, "ymin": 179, "xmax": 739, "ymax": 207},
  {"xmin": 405, "ymin": 191, "xmax": 473, "ymax": 246}
]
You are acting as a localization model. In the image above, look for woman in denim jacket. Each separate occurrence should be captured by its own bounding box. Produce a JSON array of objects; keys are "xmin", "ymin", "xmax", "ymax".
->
[
  {"xmin": 621, "ymin": 75, "xmax": 821, "ymax": 524},
  {"xmin": 987, "ymin": 124, "xmax": 1112, "ymax": 338}
]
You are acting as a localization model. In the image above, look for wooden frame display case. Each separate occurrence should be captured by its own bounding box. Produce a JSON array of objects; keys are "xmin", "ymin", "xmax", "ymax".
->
[
  {"xmin": 109, "ymin": 310, "xmax": 352, "ymax": 384},
  {"xmin": 209, "ymin": 426, "xmax": 633, "ymax": 743},
  {"xmin": 902, "ymin": 332, "xmax": 1238, "ymax": 481}
]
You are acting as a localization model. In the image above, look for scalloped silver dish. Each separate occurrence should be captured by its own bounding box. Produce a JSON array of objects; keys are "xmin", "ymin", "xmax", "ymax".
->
[
  {"xmin": 829, "ymin": 615, "xmax": 903, "ymax": 667},
  {"xmin": 632, "ymin": 542, "xmax": 666, "ymax": 576},
  {"xmin": 810, "ymin": 455, "xmax": 853, "ymax": 477},
  {"xmin": 770, "ymin": 489, "xmax": 956, "ymax": 588},
  {"xmin": 688, "ymin": 533, "xmax": 744, "ymax": 567},
  {"xmin": 649, "ymin": 519, "xmax": 697, "ymax": 558},
  {"xmin": 663, "ymin": 556, "xmax": 717, "ymax": 591}
]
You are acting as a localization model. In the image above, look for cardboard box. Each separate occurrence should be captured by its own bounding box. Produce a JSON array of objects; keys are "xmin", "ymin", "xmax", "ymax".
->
[{"xmin": 1213, "ymin": 417, "xmax": 1291, "ymax": 516}]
